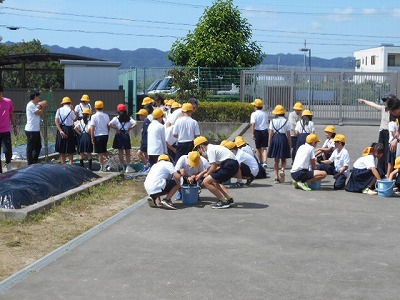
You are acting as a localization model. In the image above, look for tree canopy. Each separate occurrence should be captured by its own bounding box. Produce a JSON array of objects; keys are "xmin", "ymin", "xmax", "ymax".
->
[{"xmin": 167, "ymin": 0, "xmax": 264, "ymax": 68}]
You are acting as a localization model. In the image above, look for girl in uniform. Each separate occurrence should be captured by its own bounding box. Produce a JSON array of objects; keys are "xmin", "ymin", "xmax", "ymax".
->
[
  {"xmin": 55, "ymin": 97, "xmax": 77, "ymax": 164},
  {"xmin": 295, "ymin": 109, "xmax": 315, "ymax": 151},
  {"xmin": 268, "ymin": 105, "xmax": 291, "ymax": 184},
  {"xmin": 315, "ymin": 125, "xmax": 336, "ymax": 163},
  {"xmin": 74, "ymin": 108, "xmax": 93, "ymax": 169}
]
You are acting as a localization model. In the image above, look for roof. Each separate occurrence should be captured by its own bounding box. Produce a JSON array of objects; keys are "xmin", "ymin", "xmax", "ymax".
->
[{"xmin": 0, "ymin": 53, "xmax": 104, "ymax": 66}]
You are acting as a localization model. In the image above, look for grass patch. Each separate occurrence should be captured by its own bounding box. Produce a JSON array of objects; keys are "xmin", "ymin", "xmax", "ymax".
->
[{"xmin": 0, "ymin": 176, "xmax": 147, "ymax": 281}]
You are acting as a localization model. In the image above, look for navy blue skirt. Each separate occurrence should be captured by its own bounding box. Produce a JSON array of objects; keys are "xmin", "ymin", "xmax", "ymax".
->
[
  {"xmin": 113, "ymin": 133, "xmax": 131, "ymax": 150},
  {"xmin": 296, "ymin": 133, "xmax": 308, "ymax": 151},
  {"xmin": 55, "ymin": 125, "xmax": 76, "ymax": 154},
  {"xmin": 77, "ymin": 132, "xmax": 93, "ymax": 153},
  {"xmin": 268, "ymin": 133, "xmax": 290, "ymax": 159},
  {"xmin": 345, "ymin": 168, "xmax": 374, "ymax": 193}
]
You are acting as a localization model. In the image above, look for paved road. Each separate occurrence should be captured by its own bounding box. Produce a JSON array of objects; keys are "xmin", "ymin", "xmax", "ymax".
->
[{"xmin": 1, "ymin": 125, "xmax": 400, "ymax": 299}]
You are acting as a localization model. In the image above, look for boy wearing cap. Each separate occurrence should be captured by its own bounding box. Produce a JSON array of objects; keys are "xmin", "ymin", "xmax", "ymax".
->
[
  {"xmin": 166, "ymin": 97, "xmax": 199, "ymax": 127},
  {"xmin": 109, "ymin": 104, "xmax": 137, "ymax": 173},
  {"xmin": 194, "ymin": 136, "xmax": 239, "ymax": 209},
  {"xmin": 315, "ymin": 125, "xmax": 336, "ymax": 163},
  {"xmin": 172, "ymin": 102, "xmax": 200, "ymax": 163},
  {"xmin": 25, "ymin": 91, "xmax": 46, "ymax": 165},
  {"xmin": 144, "ymin": 154, "xmax": 181, "ymax": 210},
  {"xmin": 55, "ymin": 96, "xmax": 77, "ymax": 165},
  {"xmin": 89, "ymin": 101, "xmax": 110, "ymax": 171},
  {"xmin": 75, "ymin": 94, "xmax": 92, "ymax": 120},
  {"xmin": 135, "ymin": 109, "xmax": 150, "ymax": 169},
  {"xmin": 288, "ymin": 102, "xmax": 303, "ymax": 162},
  {"xmin": 250, "ymin": 98, "xmax": 269, "ymax": 168},
  {"xmin": 317, "ymin": 134, "xmax": 350, "ymax": 190},
  {"xmin": 147, "ymin": 107, "xmax": 167, "ymax": 166},
  {"xmin": 290, "ymin": 134, "xmax": 327, "ymax": 191},
  {"xmin": 175, "ymin": 151, "xmax": 210, "ymax": 186}
]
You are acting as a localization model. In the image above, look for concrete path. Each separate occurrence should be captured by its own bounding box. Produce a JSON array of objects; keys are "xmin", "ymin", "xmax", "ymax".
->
[{"xmin": 1, "ymin": 125, "xmax": 400, "ymax": 299}]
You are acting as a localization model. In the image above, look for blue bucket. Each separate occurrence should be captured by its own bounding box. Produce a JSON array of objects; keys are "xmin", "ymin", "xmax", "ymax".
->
[
  {"xmin": 309, "ymin": 180, "xmax": 321, "ymax": 190},
  {"xmin": 181, "ymin": 184, "xmax": 199, "ymax": 206},
  {"xmin": 375, "ymin": 179, "xmax": 395, "ymax": 197}
]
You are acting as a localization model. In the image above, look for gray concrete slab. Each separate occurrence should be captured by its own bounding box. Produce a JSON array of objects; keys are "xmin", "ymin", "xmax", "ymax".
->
[{"xmin": 1, "ymin": 125, "xmax": 400, "ymax": 300}]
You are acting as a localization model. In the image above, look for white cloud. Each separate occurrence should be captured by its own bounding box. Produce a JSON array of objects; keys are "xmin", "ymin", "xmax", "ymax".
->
[
  {"xmin": 362, "ymin": 8, "xmax": 377, "ymax": 15},
  {"xmin": 393, "ymin": 9, "xmax": 400, "ymax": 18},
  {"xmin": 328, "ymin": 7, "xmax": 353, "ymax": 22},
  {"xmin": 311, "ymin": 21, "xmax": 323, "ymax": 31}
]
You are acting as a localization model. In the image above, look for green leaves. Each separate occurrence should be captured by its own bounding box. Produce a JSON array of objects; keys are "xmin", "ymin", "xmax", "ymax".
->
[{"xmin": 168, "ymin": 0, "xmax": 264, "ymax": 68}]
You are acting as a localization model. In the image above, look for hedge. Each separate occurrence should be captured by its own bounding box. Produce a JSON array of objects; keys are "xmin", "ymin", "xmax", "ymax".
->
[{"xmin": 194, "ymin": 101, "xmax": 253, "ymax": 122}]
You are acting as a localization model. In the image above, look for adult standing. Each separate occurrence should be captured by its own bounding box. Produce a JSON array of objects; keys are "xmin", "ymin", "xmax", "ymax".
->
[
  {"xmin": 357, "ymin": 94, "xmax": 391, "ymax": 173},
  {"xmin": 55, "ymin": 97, "xmax": 77, "ymax": 164},
  {"xmin": 25, "ymin": 91, "xmax": 47, "ymax": 165},
  {"xmin": 0, "ymin": 86, "xmax": 17, "ymax": 173}
]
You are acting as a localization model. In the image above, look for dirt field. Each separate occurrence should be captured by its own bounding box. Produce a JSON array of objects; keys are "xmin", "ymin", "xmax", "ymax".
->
[{"xmin": 0, "ymin": 176, "xmax": 147, "ymax": 282}]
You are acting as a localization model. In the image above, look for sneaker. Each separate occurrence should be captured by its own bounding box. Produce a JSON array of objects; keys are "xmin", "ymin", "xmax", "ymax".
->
[
  {"xmin": 274, "ymin": 178, "xmax": 280, "ymax": 184},
  {"xmin": 161, "ymin": 199, "xmax": 177, "ymax": 210},
  {"xmin": 176, "ymin": 191, "xmax": 182, "ymax": 201},
  {"xmin": 227, "ymin": 198, "xmax": 235, "ymax": 206},
  {"xmin": 279, "ymin": 170, "xmax": 285, "ymax": 183},
  {"xmin": 147, "ymin": 196, "xmax": 158, "ymax": 208},
  {"xmin": 293, "ymin": 180, "xmax": 300, "ymax": 189},
  {"xmin": 211, "ymin": 200, "xmax": 230, "ymax": 209},
  {"xmin": 125, "ymin": 166, "xmax": 135, "ymax": 173},
  {"xmin": 297, "ymin": 181, "xmax": 312, "ymax": 191},
  {"xmin": 246, "ymin": 177, "xmax": 254, "ymax": 186},
  {"xmin": 229, "ymin": 182, "xmax": 244, "ymax": 188},
  {"xmin": 262, "ymin": 163, "xmax": 268, "ymax": 170},
  {"xmin": 362, "ymin": 187, "xmax": 378, "ymax": 195},
  {"xmin": 141, "ymin": 165, "xmax": 151, "ymax": 173},
  {"xmin": 5, "ymin": 163, "xmax": 12, "ymax": 172}
]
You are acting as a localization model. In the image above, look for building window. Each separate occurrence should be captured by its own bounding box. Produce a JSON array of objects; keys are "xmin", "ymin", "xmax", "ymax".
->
[
  {"xmin": 362, "ymin": 58, "xmax": 364, "ymax": 64},
  {"xmin": 356, "ymin": 59, "xmax": 361, "ymax": 69},
  {"xmin": 388, "ymin": 54, "xmax": 395, "ymax": 67},
  {"xmin": 365, "ymin": 56, "xmax": 367, "ymax": 65},
  {"xmin": 371, "ymin": 55, "xmax": 376, "ymax": 65}
]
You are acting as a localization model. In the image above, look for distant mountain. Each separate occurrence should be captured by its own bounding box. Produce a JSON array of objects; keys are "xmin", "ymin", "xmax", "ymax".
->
[{"xmin": 44, "ymin": 44, "xmax": 354, "ymax": 70}]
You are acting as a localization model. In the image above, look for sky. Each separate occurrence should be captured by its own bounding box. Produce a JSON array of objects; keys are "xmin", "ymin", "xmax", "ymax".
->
[{"xmin": 0, "ymin": 0, "xmax": 399, "ymax": 59}]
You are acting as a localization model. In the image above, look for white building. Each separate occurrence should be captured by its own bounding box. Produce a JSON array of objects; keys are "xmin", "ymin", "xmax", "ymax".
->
[{"xmin": 354, "ymin": 44, "xmax": 400, "ymax": 73}]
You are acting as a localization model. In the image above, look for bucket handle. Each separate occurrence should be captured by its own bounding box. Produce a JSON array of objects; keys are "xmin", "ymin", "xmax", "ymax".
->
[{"xmin": 375, "ymin": 181, "xmax": 395, "ymax": 192}]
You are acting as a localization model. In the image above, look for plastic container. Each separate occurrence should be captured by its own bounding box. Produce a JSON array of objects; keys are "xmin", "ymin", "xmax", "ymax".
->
[
  {"xmin": 181, "ymin": 184, "xmax": 199, "ymax": 206},
  {"xmin": 375, "ymin": 179, "xmax": 395, "ymax": 197},
  {"xmin": 309, "ymin": 180, "xmax": 321, "ymax": 190}
]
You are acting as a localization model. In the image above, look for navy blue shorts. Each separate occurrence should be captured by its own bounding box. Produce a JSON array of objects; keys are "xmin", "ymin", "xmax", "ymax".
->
[
  {"xmin": 211, "ymin": 159, "xmax": 239, "ymax": 183},
  {"xmin": 254, "ymin": 129, "xmax": 269, "ymax": 149},
  {"xmin": 291, "ymin": 169, "xmax": 314, "ymax": 182},
  {"xmin": 150, "ymin": 179, "xmax": 177, "ymax": 200},
  {"xmin": 94, "ymin": 135, "xmax": 109, "ymax": 154}
]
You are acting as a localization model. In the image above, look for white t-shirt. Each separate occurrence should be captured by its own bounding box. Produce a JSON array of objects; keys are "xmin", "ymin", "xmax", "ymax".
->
[
  {"xmin": 329, "ymin": 147, "xmax": 350, "ymax": 177},
  {"xmin": 240, "ymin": 144, "xmax": 255, "ymax": 157},
  {"xmin": 288, "ymin": 111, "xmax": 301, "ymax": 137},
  {"xmin": 250, "ymin": 110, "xmax": 269, "ymax": 130},
  {"xmin": 89, "ymin": 111, "xmax": 110, "ymax": 136},
  {"xmin": 206, "ymin": 144, "xmax": 237, "ymax": 165},
  {"xmin": 388, "ymin": 121, "xmax": 398, "ymax": 143},
  {"xmin": 75, "ymin": 103, "xmax": 92, "ymax": 118},
  {"xmin": 74, "ymin": 119, "xmax": 91, "ymax": 134},
  {"xmin": 295, "ymin": 120, "xmax": 315, "ymax": 134},
  {"xmin": 269, "ymin": 117, "xmax": 290, "ymax": 134},
  {"xmin": 25, "ymin": 101, "xmax": 40, "ymax": 131},
  {"xmin": 379, "ymin": 106, "xmax": 389, "ymax": 131},
  {"xmin": 290, "ymin": 143, "xmax": 315, "ymax": 172},
  {"xmin": 175, "ymin": 155, "xmax": 210, "ymax": 176},
  {"xmin": 165, "ymin": 125, "xmax": 178, "ymax": 146},
  {"xmin": 144, "ymin": 160, "xmax": 176, "ymax": 195},
  {"xmin": 235, "ymin": 149, "xmax": 259, "ymax": 176},
  {"xmin": 172, "ymin": 116, "xmax": 200, "ymax": 142},
  {"xmin": 167, "ymin": 108, "xmax": 183, "ymax": 125},
  {"xmin": 353, "ymin": 154, "xmax": 376, "ymax": 170},
  {"xmin": 147, "ymin": 120, "xmax": 167, "ymax": 155},
  {"xmin": 55, "ymin": 105, "xmax": 76, "ymax": 126},
  {"xmin": 109, "ymin": 116, "xmax": 136, "ymax": 131},
  {"xmin": 321, "ymin": 138, "xmax": 335, "ymax": 149}
]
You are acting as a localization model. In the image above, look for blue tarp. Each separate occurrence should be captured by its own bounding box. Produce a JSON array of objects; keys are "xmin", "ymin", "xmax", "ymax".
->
[{"xmin": 0, "ymin": 164, "xmax": 100, "ymax": 209}]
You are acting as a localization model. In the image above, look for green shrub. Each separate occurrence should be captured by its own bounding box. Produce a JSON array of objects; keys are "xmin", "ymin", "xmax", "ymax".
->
[{"xmin": 195, "ymin": 101, "xmax": 253, "ymax": 122}]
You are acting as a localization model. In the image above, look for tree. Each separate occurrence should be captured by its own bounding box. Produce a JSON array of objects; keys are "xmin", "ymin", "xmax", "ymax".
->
[
  {"xmin": 1, "ymin": 39, "xmax": 63, "ymax": 89},
  {"xmin": 167, "ymin": 0, "xmax": 264, "ymax": 68}
]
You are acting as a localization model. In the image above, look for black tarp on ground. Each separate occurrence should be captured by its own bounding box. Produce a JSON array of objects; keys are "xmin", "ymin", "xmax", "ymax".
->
[{"xmin": 0, "ymin": 164, "xmax": 100, "ymax": 209}]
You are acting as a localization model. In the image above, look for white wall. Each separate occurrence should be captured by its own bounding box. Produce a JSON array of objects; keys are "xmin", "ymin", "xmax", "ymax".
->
[
  {"xmin": 61, "ymin": 60, "xmax": 121, "ymax": 90},
  {"xmin": 354, "ymin": 46, "xmax": 400, "ymax": 73}
]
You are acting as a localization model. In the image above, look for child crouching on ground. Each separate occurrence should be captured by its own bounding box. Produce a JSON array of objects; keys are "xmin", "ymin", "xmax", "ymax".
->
[
  {"xmin": 144, "ymin": 154, "xmax": 181, "ymax": 210},
  {"xmin": 388, "ymin": 156, "xmax": 400, "ymax": 195},
  {"xmin": 317, "ymin": 134, "xmax": 350, "ymax": 190},
  {"xmin": 345, "ymin": 143, "xmax": 385, "ymax": 195},
  {"xmin": 290, "ymin": 134, "xmax": 327, "ymax": 191}
]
